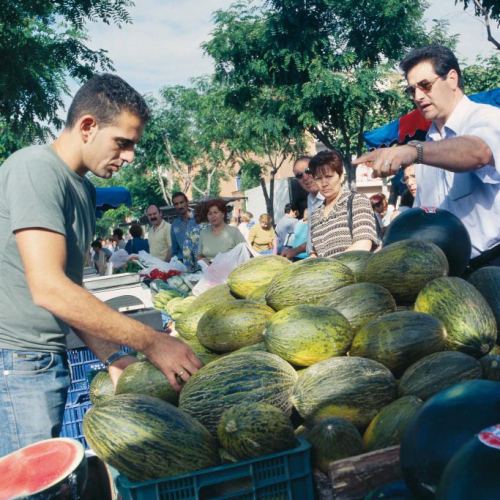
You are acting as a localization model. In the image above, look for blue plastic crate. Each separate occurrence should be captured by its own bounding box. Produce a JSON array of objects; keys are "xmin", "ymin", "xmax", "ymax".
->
[
  {"xmin": 60, "ymin": 400, "xmax": 93, "ymax": 449},
  {"xmin": 115, "ymin": 438, "xmax": 313, "ymax": 500}
]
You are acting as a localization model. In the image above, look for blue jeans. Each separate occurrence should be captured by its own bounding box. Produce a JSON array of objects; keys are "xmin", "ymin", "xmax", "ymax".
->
[{"xmin": 0, "ymin": 349, "xmax": 70, "ymax": 458}]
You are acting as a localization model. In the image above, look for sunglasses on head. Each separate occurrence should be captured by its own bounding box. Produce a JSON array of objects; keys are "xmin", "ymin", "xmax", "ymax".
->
[
  {"xmin": 295, "ymin": 168, "xmax": 312, "ymax": 180},
  {"xmin": 404, "ymin": 75, "xmax": 442, "ymax": 97}
]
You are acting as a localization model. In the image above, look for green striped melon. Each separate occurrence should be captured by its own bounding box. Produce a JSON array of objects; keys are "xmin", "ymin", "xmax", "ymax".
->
[
  {"xmin": 363, "ymin": 396, "xmax": 423, "ymax": 452},
  {"xmin": 175, "ymin": 285, "xmax": 236, "ymax": 341},
  {"xmin": 468, "ymin": 267, "xmax": 500, "ymax": 343},
  {"xmin": 181, "ymin": 339, "xmax": 221, "ymax": 365},
  {"xmin": 197, "ymin": 300, "xmax": 275, "ymax": 353},
  {"xmin": 319, "ymin": 283, "xmax": 396, "ymax": 334},
  {"xmin": 263, "ymin": 304, "xmax": 353, "ymax": 366},
  {"xmin": 350, "ymin": 311, "xmax": 447, "ymax": 376},
  {"xmin": 83, "ymin": 394, "xmax": 219, "ymax": 482},
  {"xmin": 361, "ymin": 240, "xmax": 449, "ymax": 304},
  {"xmin": 89, "ymin": 370, "xmax": 114, "ymax": 405},
  {"xmin": 332, "ymin": 250, "xmax": 373, "ymax": 281},
  {"xmin": 115, "ymin": 360, "xmax": 179, "ymax": 405},
  {"xmin": 398, "ymin": 351, "xmax": 483, "ymax": 400},
  {"xmin": 236, "ymin": 342, "xmax": 267, "ymax": 353},
  {"xmin": 480, "ymin": 354, "xmax": 500, "ymax": 381},
  {"xmin": 265, "ymin": 258, "xmax": 355, "ymax": 311},
  {"xmin": 246, "ymin": 285, "xmax": 269, "ymax": 303},
  {"xmin": 302, "ymin": 418, "xmax": 363, "ymax": 473},
  {"xmin": 227, "ymin": 256, "xmax": 291, "ymax": 298},
  {"xmin": 179, "ymin": 351, "xmax": 297, "ymax": 436},
  {"xmin": 217, "ymin": 402, "xmax": 296, "ymax": 460},
  {"xmin": 292, "ymin": 357, "xmax": 397, "ymax": 428},
  {"xmin": 415, "ymin": 277, "xmax": 497, "ymax": 357}
]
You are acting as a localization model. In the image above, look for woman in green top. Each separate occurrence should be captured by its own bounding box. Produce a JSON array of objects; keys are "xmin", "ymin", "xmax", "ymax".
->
[{"xmin": 196, "ymin": 198, "xmax": 246, "ymax": 265}]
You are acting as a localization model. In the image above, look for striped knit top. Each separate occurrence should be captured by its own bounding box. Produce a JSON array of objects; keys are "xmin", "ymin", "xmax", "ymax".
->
[{"xmin": 310, "ymin": 190, "xmax": 378, "ymax": 257}]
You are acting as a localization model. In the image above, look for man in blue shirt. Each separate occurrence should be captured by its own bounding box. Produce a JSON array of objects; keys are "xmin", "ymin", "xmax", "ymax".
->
[{"xmin": 170, "ymin": 192, "xmax": 198, "ymax": 261}]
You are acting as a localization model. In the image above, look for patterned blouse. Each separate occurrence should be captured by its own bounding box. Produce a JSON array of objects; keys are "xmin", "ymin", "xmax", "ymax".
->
[
  {"xmin": 182, "ymin": 222, "xmax": 209, "ymax": 272},
  {"xmin": 310, "ymin": 190, "xmax": 378, "ymax": 257}
]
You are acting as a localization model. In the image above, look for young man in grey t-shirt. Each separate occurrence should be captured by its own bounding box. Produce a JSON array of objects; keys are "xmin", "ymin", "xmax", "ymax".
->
[{"xmin": 0, "ymin": 74, "xmax": 201, "ymax": 457}]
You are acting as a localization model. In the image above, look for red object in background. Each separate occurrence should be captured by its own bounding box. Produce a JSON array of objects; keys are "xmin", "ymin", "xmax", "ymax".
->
[{"xmin": 148, "ymin": 269, "xmax": 182, "ymax": 281}]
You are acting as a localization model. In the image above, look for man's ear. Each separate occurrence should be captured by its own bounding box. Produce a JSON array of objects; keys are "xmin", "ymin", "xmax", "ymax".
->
[
  {"xmin": 79, "ymin": 115, "xmax": 98, "ymax": 143},
  {"xmin": 447, "ymin": 69, "xmax": 460, "ymax": 91}
]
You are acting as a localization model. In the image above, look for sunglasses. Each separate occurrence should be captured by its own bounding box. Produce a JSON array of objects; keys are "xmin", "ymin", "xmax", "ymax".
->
[
  {"xmin": 372, "ymin": 201, "xmax": 384, "ymax": 208},
  {"xmin": 295, "ymin": 168, "xmax": 312, "ymax": 180},
  {"xmin": 404, "ymin": 75, "xmax": 442, "ymax": 97}
]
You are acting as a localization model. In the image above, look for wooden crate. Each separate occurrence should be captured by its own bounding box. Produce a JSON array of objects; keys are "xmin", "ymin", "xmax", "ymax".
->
[{"xmin": 314, "ymin": 446, "xmax": 402, "ymax": 500}]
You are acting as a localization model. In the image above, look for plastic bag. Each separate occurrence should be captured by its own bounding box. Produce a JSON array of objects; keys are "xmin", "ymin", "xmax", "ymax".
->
[
  {"xmin": 109, "ymin": 249, "xmax": 130, "ymax": 269},
  {"xmin": 137, "ymin": 251, "xmax": 189, "ymax": 276},
  {"xmin": 192, "ymin": 243, "xmax": 253, "ymax": 296}
]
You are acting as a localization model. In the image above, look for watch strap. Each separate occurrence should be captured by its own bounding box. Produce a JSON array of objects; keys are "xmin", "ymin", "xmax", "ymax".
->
[
  {"xmin": 104, "ymin": 351, "xmax": 128, "ymax": 370},
  {"xmin": 408, "ymin": 141, "xmax": 424, "ymax": 164}
]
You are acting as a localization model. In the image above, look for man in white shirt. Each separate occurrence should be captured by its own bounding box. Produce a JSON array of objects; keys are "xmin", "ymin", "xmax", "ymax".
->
[
  {"xmin": 146, "ymin": 204, "xmax": 172, "ymax": 261},
  {"xmin": 353, "ymin": 44, "xmax": 500, "ymax": 268},
  {"xmin": 281, "ymin": 157, "xmax": 324, "ymax": 260}
]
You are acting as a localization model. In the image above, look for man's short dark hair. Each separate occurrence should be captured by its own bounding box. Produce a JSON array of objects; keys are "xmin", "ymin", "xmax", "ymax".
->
[
  {"xmin": 66, "ymin": 74, "xmax": 151, "ymax": 129},
  {"xmin": 113, "ymin": 228, "xmax": 123, "ymax": 239},
  {"xmin": 284, "ymin": 203, "xmax": 297, "ymax": 214},
  {"xmin": 293, "ymin": 156, "xmax": 311, "ymax": 168},
  {"xmin": 172, "ymin": 192, "xmax": 188, "ymax": 203},
  {"xmin": 91, "ymin": 239, "xmax": 102, "ymax": 249},
  {"xmin": 400, "ymin": 44, "xmax": 464, "ymax": 90}
]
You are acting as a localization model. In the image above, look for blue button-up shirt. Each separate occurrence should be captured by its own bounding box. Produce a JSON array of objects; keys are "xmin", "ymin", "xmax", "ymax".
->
[{"xmin": 171, "ymin": 211, "xmax": 198, "ymax": 260}]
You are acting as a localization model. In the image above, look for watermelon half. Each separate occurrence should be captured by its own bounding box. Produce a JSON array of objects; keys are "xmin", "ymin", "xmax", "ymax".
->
[{"xmin": 0, "ymin": 438, "xmax": 87, "ymax": 500}]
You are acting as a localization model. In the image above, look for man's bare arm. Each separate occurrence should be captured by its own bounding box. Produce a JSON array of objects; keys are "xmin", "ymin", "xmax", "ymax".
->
[
  {"xmin": 15, "ymin": 228, "xmax": 202, "ymax": 390},
  {"xmin": 353, "ymin": 136, "xmax": 492, "ymax": 178}
]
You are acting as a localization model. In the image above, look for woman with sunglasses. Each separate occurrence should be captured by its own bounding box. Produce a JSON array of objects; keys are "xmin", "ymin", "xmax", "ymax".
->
[{"xmin": 308, "ymin": 150, "xmax": 378, "ymax": 258}]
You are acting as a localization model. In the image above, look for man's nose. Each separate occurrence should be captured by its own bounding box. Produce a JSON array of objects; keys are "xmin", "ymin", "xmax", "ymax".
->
[{"xmin": 121, "ymin": 149, "xmax": 135, "ymax": 164}]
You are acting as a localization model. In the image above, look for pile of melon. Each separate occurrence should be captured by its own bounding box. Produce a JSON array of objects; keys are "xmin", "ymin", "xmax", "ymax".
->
[{"xmin": 83, "ymin": 242, "xmax": 500, "ymax": 485}]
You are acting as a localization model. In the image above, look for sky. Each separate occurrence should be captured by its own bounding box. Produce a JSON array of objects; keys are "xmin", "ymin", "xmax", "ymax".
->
[{"xmin": 80, "ymin": 0, "xmax": 499, "ymax": 98}]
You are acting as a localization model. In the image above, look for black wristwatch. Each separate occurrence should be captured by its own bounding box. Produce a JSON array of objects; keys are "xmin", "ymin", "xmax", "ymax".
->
[
  {"xmin": 407, "ymin": 140, "xmax": 424, "ymax": 165},
  {"xmin": 104, "ymin": 351, "xmax": 128, "ymax": 370}
]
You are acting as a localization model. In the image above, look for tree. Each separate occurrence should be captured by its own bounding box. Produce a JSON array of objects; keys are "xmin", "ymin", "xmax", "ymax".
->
[
  {"xmin": 456, "ymin": 0, "xmax": 500, "ymax": 50},
  {"xmin": 0, "ymin": 0, "xmax": 133, "ymax": 142},
  {"xmin": 204, "ymin": 0, "xmax": 431, "ymax": 185},
  {"xmin": 135, "ymin": 78, "xmax": 307, "ymax": 219},
  {"xmin": 463, "ymin": 53, "xmax": 500, "ymax": 92}
]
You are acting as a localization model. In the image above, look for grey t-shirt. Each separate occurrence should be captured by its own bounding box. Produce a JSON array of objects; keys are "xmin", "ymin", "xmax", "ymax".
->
[{"xmin": 0, "ymin": 145, "xmax": 95, "ymax": 353}]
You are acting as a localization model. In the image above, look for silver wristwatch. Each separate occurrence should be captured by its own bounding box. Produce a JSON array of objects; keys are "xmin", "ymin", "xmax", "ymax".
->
[{"xmin": 407, "ymin": 140, "xmax": 424, "ymax": 164}]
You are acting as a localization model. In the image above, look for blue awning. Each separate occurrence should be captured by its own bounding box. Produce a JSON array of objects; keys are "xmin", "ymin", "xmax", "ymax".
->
[
  {"xmin": 363, "ymin": 88, "xmax": 500, "ymax": 150},
  {"xmin": 95, "ymin": 187, "xmax": 132, "ymax": 210}
]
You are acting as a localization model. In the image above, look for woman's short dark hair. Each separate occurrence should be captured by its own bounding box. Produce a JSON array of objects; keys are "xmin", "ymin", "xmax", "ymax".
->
[
  {"xmin": 66, "ymin": 74, "xmax": 151, "ymax": 129},
  {"xmin": 309, "ymin": 150, "xmax": 344, "ymax": 178},
  {"xmin": 204, "ymin": 198, "xmax": 227, "ymax": 217},
  {"xmin": 129, "ymin": 224, "xmax": 143, "ymax": 238},
  {"xmin": 193, "ymin": 202, "xmax": 208, "ymax": 224},
  {"xmin": 400, "ymin": 44, "xmax": 463, "ymax": 90}
]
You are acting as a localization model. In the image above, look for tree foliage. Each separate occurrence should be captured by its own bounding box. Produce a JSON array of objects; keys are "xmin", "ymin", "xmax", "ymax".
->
[
  {"xmin": 0, "ymin": 0, "xmax": 134, "ymax": 142},
  {"xmin": 203, "ymin": 0, "xmax": 433, "ymax": 183},
  {"xmin": 463, "ymin": 53, "xmax": 500, "ymax": 93}
]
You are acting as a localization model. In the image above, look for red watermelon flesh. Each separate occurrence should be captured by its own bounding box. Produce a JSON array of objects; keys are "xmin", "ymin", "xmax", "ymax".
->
[{"xmin": 0, "ymin": 438, "xmax": 87, "ymax": 500}]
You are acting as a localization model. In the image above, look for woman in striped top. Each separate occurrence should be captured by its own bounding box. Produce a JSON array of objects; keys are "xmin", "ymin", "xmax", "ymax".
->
[{"xmin": 308, "ymin": 150, "xmax": 378, "ymax": 258}]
